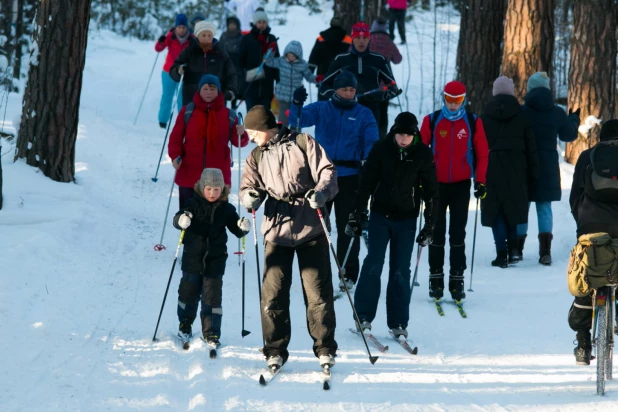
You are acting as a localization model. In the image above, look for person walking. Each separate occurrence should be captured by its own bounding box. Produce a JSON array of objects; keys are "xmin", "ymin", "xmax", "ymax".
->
[
  {"xmin": 480, "ymin": 76, "xmax": 539, "ymax": 268},
  {"xmin": 388, "ymin": 0, "xmax": 409, "ymax": 45},
  {"xmin": 219, "ymin": 16, "xmax": 245, "ymax": 107},
  {"xmin": 240, "ymin": 105, "xmax": 339, "ymax": 370}
]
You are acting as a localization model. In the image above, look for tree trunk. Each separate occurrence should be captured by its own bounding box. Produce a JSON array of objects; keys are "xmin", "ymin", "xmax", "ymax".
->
[
  {"xmin": 456, "ymin": 0, "xmax": 507, "ymax": 115},
  {"xmin": 565, "ymin": 0, "xmax": 617, "ymax": 164},
  {"xmin": 11, "ymin": 0, "xmax": 25, "ymax": 91},
  {"xmin": 334, "ymin": 0, "xmax": 361, "ymax": 32},
  {"xmin": 363, "ymin": 0, "xmax": 380, "ymax": 27},
  {"xmin": 15, "ymin": 0, "xmax": 92, "ymax": 183},
  {"xmin": 501, "ymin": 0, "xmax": 554, "ymax": 101},
  {"xmin": 0, "ymin": 0, "xmax": 15, "ymax": 86}
]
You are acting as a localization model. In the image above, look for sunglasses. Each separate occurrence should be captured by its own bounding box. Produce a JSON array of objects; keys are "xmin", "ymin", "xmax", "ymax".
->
[{"xmin": 444, "ymin": 93, "xmax": 465, "ymax": 105}]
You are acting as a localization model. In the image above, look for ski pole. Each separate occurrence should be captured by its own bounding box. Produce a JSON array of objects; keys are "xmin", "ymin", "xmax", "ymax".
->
[
  {"xmin": 252, "ymin": 209, "xmax": 266, "ymax": 347},
  {"xmin": 340, "ymin": 237, "xmax": 355, "ymax": 276},
  {"xmin": 413, "ymin": 200, "xmax": 424, "ymax": 287},
  {"xmin": 468, "ymin": 198, "xmax": 480, "ymax": 292},
  {"xmin": 152, "ymin": 229, "xmax": 185, "ymax": 341},
  {"xmin": 154, "ymin": 160, "xmax": 180, "ymax": 251},
  {"xmin": 316, "ymin": 208, "xmax": 378, "ymax": 365},
  {"xmin": 134, "ymin": 53, "xmax": 160, "ymax": 125},
  {"xmin": 358, "ymin": 81, "xmax": 397, "ymax": 98},
  {"xmin": 240, "ymin": 236, "xmax": 250, "ymax": 337},
  {"xmin": 410, "ymin": 246, "xmax": 424, "ymax": 298},
  {"xmin": 152, "ymin": 72, "xmax": 185, "ymax": 182},
  {"xmin": 236, "ymin": 113, "xmax": 244, "ymax": 266}
]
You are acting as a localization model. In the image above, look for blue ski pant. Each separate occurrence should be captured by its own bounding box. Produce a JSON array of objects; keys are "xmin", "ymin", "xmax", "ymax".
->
[
  {"xmin": 354, "ymin": 211, "xmax": 416, "ymax": 329},
  {"xmin": 517, "ymin": 201, "xmax": 553, "ymax": 236},
  {"xmin": 158, "ymin": 70, "xmax": 182, "ymax": 125},
  {"xmin": 177, "ymin": 271, "xmax": 223, "ymax": 338}
]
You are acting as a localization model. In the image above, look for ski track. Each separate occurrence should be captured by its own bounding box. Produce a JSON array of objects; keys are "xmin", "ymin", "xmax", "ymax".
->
[{"xmin": 1, "ymin": 4, "xmax": 617, "ymax": 411}]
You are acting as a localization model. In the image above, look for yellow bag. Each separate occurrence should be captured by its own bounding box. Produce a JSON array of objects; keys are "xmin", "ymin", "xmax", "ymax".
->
[{"xmin": 567, "ymin": 233, "xmax": 618, "ymax": 297}]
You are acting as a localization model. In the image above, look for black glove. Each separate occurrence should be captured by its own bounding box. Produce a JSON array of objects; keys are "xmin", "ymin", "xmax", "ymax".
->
[
  {"xmin": 416, "ymin": 224, "xmax": 434, "ymax": 246},
  {"xmin": 345, "ymin": 212, "xmax": 368, "ymax": 237},
  {"xmin": 293, "ymin": 86, "xmax": 308, "ymax": 106},
  {"xmin": 568, "ymin": 107, "xmax": 581, "ymax": 117},
  {"xmin": 474, "ymin": 182, "xmax": 487, "ymax": 199},
  {"xmin": 158, "ymin": 35, "xmax": 166, "ymax": 43},
  {"xmin": 224, "ymin": 90, "xmax": 235, "ymax": 101}
]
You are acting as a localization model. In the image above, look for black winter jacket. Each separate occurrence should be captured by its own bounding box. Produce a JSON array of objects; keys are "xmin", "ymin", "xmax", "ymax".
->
[
  {"xmin": 170, "ymin": 39, "xmax": 237, "ymax": 106},
  {"xmin": 238, "ymin": 26, "xmax": 280, "ymax": 102},
  {"xmin": 569, "ymin": 139, "xmax": 618, "ymax": 238},
  {"xmin": 354, "ymin": 134, "xmax": 439, "ymax": 223},
  {"xmin": 173, "ymin": 187, "xmax": 247, "ymax": 276},
  {"xmin": 480, "ymin": 94, "xmax": 539, "ymax": 228},
  {"xmin": 308, "ymin": 26, "xmax": 351, "ymax": 75}
]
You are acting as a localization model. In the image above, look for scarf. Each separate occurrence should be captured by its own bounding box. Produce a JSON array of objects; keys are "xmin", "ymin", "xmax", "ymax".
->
[
  {"xmin": 331, "ymin": 92, "xmax": 357, "ymax": 109},
  {"xmin": 176, "ymin": 31, "xmax": 190, "ymax": 45},
  {"xmin": 441, "ymin": 101, "xmax": 466, "ymax": 122}
]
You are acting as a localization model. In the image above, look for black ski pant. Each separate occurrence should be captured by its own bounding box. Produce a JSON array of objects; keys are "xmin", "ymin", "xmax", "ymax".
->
[
  {"xmin": 389, "ymin": 9, "xmax": 407, "ymax": 43},
  {"xmin": 359, "ymin": 99, "xmax": 380, "ymax": 133},
  {"xmin": 177, "ymin": 271, "xmax": 223, "ymax": 338},
  {"xmin": 261, "ymin": 234, "xmax": 338, "ymax": 362},
  {"xmin": 568, "ymin": 295, "xmax": 593, "ymax": 332},
  {"xmin": 428, "ymin": 179, "xmax": 471, "ymax": 274},
  {"xmin": 326, "ymin": 174, "xmax": 361, "ymax": 284}
]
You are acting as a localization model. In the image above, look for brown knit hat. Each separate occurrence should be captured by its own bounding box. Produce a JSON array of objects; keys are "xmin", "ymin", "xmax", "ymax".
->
[{"xmin": 244, "ymin": 105, "xmax": 278, "ymax": 131}]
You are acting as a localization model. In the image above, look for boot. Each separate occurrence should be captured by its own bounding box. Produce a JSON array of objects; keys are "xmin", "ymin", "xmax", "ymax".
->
[
  {"xmin": 508, "ymin": 237, "xmax": 521, "ymax": 263},
  {"xmin": 356, "ymin": 319, "xmax": 372, "ymax": 332},
  {"xmin": 449, "ymin": 271, "xmax": 465, "ymax": 301},
  {"xmin": 339, "ymin": 277, "xmax": 355, "ymax": 292},
  {"xmin": 492, "ymin": 250, "xmax": 508, "ymax": 268},
  {"xmin": 206, "ymin": 333, "xmax": 220, "ymax": 347},
  {"xmin": 538, "ymin": 233, "xmax": 553, "ymax": 266},
  {"xmin": 574, "ymin": 330, "xmax": 592, "ymax": 366},
  {"xmin": 517, "ymin": 235, "xmax": 527, "ymax": 260},
  {"xmin": 267, "ymin": 355, "xmax": 284, "ymax": 370},
  {"xmin": 429, "ymin": 271, "xmax": 444, "ymax": 299},
  {"xmin": 391, "ymin": 325, "xmax": 408, "ymax": 339},
  {"xmin": 319, "ymin": 354, "xmax": 335, "ymax": 368}
]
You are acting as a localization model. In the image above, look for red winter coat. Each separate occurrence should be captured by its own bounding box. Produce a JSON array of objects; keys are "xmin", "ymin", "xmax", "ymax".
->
[
  {"xmin": 168, "ymin": 92, "xmax": 249, "ymax": 188},
  {"xmin": 420, "ymin": 112, "xmax": 488, "ymax": 184},
  {"xmin": 155, "ymin": 29, "xmax": 193, "ymax": 73},
  {"xmin": 388, "ymin": 0, "xmax": 408, "ymax": 10}
]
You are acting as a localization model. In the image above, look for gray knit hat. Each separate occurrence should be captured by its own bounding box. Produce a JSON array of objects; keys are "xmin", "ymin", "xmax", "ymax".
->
[
  {"xmin": 198, "ymin": 168, "xmax": 225, "ymax": 191},
  {"xmin": 492, "ymin": 76, "xmax": 515, "ymax": 96},
  {"xmin": 527, "ymin": 71, "xmax": 550, "ymax": 92}
]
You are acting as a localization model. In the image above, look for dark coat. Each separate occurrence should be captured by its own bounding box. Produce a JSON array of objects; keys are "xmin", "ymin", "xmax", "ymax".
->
[
  {"xmin": 170, "ymin": 38, "xmax": 237, "ymax": 105},
  {"xmin": 354, "ymin": 135, "xmax": 439, "ymax": 223},
  {"xmin": 173, "ymin": 187, "xmax": 246, "ymax": 276},
  {"xmin": 521, "ymin": 87, "xmax": 579, "ymax": 202},
  {"xmin": 238, "ymin": 26, "xmax": 280, "ymax": 102},
  {"xmin": 480, "ymin": 94, "xmax": 539, "ymax": 228},
  {"xmin": 308, "ymin": 26, "xmax": 351, "ymax": 75},
  {"xmin": 219, "ymin": 16, "xmax": 245, "ymax": 99}
]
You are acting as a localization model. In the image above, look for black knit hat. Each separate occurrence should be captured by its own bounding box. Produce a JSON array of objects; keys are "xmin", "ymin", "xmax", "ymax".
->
[
  {"xmin": 245, "ymin": 105, "xmax": 278, "ymax": 131},
  {"xmin": 334, "ymin": 70, "xmax": 358, "ymax": 90},
  {"xmin": 600, "ymin": 119, "xmax": 618, "ymax": 141},
  {"xmin": 390, "ymin": 112, "xmax": 419, "ymax": 135}
]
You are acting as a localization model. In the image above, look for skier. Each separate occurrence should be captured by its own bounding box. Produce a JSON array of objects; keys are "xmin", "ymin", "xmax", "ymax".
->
[
  {"xmin": 288, "ymin": 71, "xmax": 378, "ymax": 290},
  {"xmin": 517, "ymin": 71, "xmax": 580, "ymax": 265},
  {"xmin": 419, "ymin": 81, "xmax": 488, "ymax": 300},
  {"xmin": 168, "ymin": 74, "xmax": 249, "ymax": 208},
  {"xmin": 155, "ymin": 13, "xmax": 194, "ymax": 128},
  {"xmin": 387, "ymin": 0, "xmax": 409, "ymax": 44},
  {"xmin": 568, "ymin": 119, "xmax": 618, "ymax": 365},
  {"xmin": 170, "ymin": 21, "xmax": 238, "ymax": 106},
  {"xmin": 319, "ymin": 21, "xmax": 401, "ymax": 130},
  {"xmin": 225, "ymin": 0, "xmax": 260, "ymax": 32},
  {"xmin": 264, "ymin": 40, "xmax": 316, "ymax": 126},
  {"xmin": 308, "ymin": 17, "xmax": 352, "ymax": 78},
  {"xmin": 369, "ymin": 16, "xmax": 402, "ymax": 138},
  {"xmin": 480, "ymin": 76, "xmax": 539, "ymax": 268},
  {"xmin": 218, "ymin": 16, "xmax": 245, "ymax": 107},
  {"xmin": 238, "ymin": 9, "xmax": 280, "ymax": 110},
  {"xmin": 240, "ymin": 105, "xmax": 339, "ymax": 370},
  {"xmin": 346, "ymin": 112, "xmax": 438, "ymax": 337},
  {"xmin": 174, "ymin": 168, "xmax": 250, "ymax": 346}
]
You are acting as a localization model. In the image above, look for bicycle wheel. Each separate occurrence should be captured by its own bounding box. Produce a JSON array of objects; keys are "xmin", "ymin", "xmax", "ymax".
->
[
  {"xmin": 607, "ymin": 298, "xmax": 614, "ymax": 380},
  {"xmin": 597, "ymin": 299, "xmax": 608, "ymax": 395}
]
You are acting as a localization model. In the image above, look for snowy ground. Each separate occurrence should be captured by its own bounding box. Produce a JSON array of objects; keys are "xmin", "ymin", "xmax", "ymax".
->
[{"xmin": 1, "ymin": 4, "xmax": 617, "ymax": 411}]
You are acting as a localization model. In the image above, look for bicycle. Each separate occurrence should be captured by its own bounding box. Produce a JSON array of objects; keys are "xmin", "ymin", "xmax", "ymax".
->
[{"xmin": 592, "ymin": 284, "xmax": 617, "ymax": 395}]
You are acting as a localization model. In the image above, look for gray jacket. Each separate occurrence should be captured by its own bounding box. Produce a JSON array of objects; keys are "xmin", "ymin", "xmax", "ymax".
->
[
  {"xmin": 241, "ymin": 128, "xmax": 338, "ymax": 247},
  {"xmin": 265, "ymin": 41, "xmax": 315, "ymax": 103}
]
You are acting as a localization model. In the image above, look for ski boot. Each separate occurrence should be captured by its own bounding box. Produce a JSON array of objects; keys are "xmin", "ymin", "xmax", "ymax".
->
[
  {"xmin": 339, "ymin": 277, "xmax": 355, "ymax": 292},
  {"xmin": 356, "ymin": 319, "xmax": 372, "ymax": 333},
  {"xmin": 266, "ymin": 355, "xmax": 284, "ymax": 371},
  {"xmin": 574, "ymin": 330, "xmax": 592, "ymax": 366},
  {"xmin": 319, "ymin": 354, "xmax": 336, "ymax": 368},
  {"xmin": 178, "ymin": 321, "xmax": 192, "ymax": 340},
  {"xmin": 159, "ymin": 122, "xmax": 167, "ymax": 129},
  {"xmin": 391, "ymin": 325, "xmax": 408, "ymax": 340},
  {"xmin": 206, "ymin": 333, "xmax": 221, "ymax": 347},
  {"xmin": 449, "ymin": 271, "xmax": 466, "ymax": 301},
  {"xmin": 429, "ymin": 271, "xmax": 444, "ymax": 299},
  {"xmin": 492, "ymin": 250, "xmax": 508, "ymax": 268}
]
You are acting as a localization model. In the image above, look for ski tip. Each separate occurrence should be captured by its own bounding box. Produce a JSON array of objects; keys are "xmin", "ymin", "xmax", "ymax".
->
[
  {"xmin": 259, "ymin": 374, "xmax": 267, "ymax": 385},
  {"xmin": 242, "ymin": 330, "xmax": 251, "ymax": 337},
  {"xmin": 369, "ymin": 356, "xmax": 379, "ymax": 365},
  {"xmin": 323, "ymin": 381, "xmax": 330, "ymax": 390},
  {"xmin": 412, "ymin": 346, "xmax": 419, "ymax": 355}
]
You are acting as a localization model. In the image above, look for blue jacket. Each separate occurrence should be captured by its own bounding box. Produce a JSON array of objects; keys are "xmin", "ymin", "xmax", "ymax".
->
[
  {"xmin": 521, "ymin": 87, "xmax": 579, "ymax": 202},
  {"xmin": 265, "ymin": 41, "xmax": 315, "ymax": 103},
  {"xmin": 289, "ymin": 100, "xmax": 379, "ymax": 177}
]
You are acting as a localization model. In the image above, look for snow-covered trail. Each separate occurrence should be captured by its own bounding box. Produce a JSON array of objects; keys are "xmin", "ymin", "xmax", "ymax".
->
[{"xmin": 1, "ymin": 5, "xmax": 617, "ymax": 411}]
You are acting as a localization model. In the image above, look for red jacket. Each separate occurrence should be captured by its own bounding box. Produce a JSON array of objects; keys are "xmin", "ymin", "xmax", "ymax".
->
[
  {"xmin": 420, "ymin": 111, "xmax": 488, "ymax": 184},
  {"xmin": 155, "ymin": 30, "xmax": 193, "ymax": 73},
  {"xmin": 168, "ymin": 93, "xmax": 249, "ymax": 188}
]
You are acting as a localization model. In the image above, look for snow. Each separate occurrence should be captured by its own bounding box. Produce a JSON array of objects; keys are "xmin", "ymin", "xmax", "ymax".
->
[{"xmin": 1, "ymin": 3, "xmax": 617, "ymax": 411}]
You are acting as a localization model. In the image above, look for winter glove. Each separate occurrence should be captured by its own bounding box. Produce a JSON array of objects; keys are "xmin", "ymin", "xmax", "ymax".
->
[
  {"xmin": 241, "ymin": 189, "xmax": 262, "ymax": 211},
  {"xmin": 305, "ymin": 189, "xmax": 326, "ymax": 209},
  {"xmin": 237, "ymin": 217, "xmax": 251, "ymax": 233},
  {"xmin": 416, "ymin": 224, "xmax": 433, "ymax": 247},
  {"xmin": 474, "ymin": 182, "xmax": 487, "ymax": 199},
  {"xmin": 178, "ymin": 65, "xmax": 186, "ymax": 76},
  {"xmin": 568, "ymin": 107, "xmax": 581, "ymax": 118},
  {"xmin": 158, "ymin": 34, "xmax": 166, "ymax": 43},
  {"xmin": 224, "ymin": 90, "xmax": 235, "ymax": 101},
  {"xmin": 315, "ymin": 74, "xmax": 325, "ymax": 84},
  {"xmin": 268, "ymin": 42, "xmax": 277, "ymax": 52},
  {"xmin": 345, "ymin": 212, "xmax": 368, "ymax": 237},
  {"xmin": 293, "ymin": 86, "xmax": 308, "ymax": 106},
  {"xmin": 178, "ymin": 212, "xmax": 193, "ymax": 229}
]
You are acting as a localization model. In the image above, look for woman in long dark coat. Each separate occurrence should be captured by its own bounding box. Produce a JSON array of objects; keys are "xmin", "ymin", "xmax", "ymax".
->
[
  {"xmin": 517, "ymin": 71, "xmax": 580, "ymax": 265},
  {"xmin": 480, "ymin": 76, "xmax": 539, "ymax": 268}
]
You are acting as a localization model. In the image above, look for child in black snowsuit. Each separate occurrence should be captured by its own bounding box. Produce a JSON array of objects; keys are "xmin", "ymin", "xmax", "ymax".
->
[{"xmin": 173, "ymin": 168, "xmax": 250, "ymax": 346}]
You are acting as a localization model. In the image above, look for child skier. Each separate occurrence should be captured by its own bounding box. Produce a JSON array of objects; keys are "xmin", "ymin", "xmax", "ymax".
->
[
  {"xmin": 173, "ymin": 168, "xmax": 250, "ymax": 348},
  {"xmin": 264, "ymin": 40, "xmax": 316, "ymax": 126}
]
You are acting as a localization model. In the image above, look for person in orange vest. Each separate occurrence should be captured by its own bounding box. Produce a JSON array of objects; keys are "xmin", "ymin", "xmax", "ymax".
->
[{"xmin": 308, "ymin": 17, "xmax": 352, "ymax": 80}]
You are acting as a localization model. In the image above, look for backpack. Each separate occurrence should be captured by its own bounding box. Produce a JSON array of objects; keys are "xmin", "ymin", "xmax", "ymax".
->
[
  {"xmin": 567, "ymin": 232, "xmax": 618, "ymax": 297},
  {"xmin": 429, "ymin": 110, "xmax": 477, "ymax": 137},
  {"xmin": 184, "ymin": 102, "xmax": 237, "ymax": 137},
  {"xmin": 584, "ymin": 140, "xmax": 618, "ymax": 203},
  {"xmin": 251, "ymin": 131, "xmax": 308, "ymax": 167}
]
